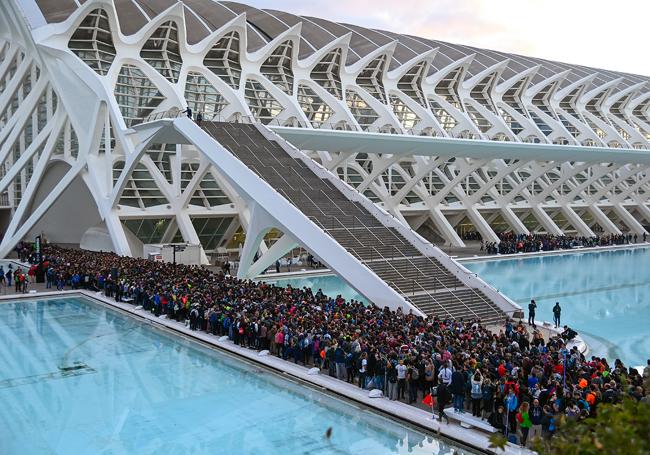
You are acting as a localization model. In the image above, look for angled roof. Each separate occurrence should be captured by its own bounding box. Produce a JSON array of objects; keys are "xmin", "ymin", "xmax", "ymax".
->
[{"xmin": 29, "ymin": 0, "xmax": 649, "ymax": 91}]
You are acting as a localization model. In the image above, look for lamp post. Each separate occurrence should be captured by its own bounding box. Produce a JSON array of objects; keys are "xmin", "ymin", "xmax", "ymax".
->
[{"xmin": 167, "ymin": 244, "xmax": 186, "ymax": 271}]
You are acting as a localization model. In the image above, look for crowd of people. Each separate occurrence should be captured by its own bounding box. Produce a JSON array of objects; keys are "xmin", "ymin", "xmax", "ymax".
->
[
  {"xmin": 481, "ymin": 231, "xmax": 646, "ymax": 255},
  {"xmin": 12, "ymin": 244, "xmax": 650, "ymax": 448}
]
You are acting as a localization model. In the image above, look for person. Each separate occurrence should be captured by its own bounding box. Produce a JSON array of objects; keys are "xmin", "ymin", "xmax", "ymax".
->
[
  {"xmin": 553, "ymin": 302, "xmax": 561, "ymax": 328},
  {"xmin": 358, "ymin": 352, "xmax": 368, "ymax": 389},
  {"xmin": 481, "ymin": 377, "xmax": 495, "ymax": 418},
  {"xmin": 528, "ymin": 299, "xmax": 537, "ymax": 327},
  {"xmin": 5, "ymin": 267, "xmax": 12, "ymax": 290},
  {"xmin": 334, "ymin": 343, "xmax": 346, "ymax": 381},
  {"xmin": 450, "ymin": 364, "xmax": 466, "ymax": 413},
  {"xmin": 275, "ymin": 260, "xmax": 280, "ymax": 274},
  {"xmin": 196, "ymin": 111, "xmax": 203, "ymax": 126},
  {"xmin": 46, "ymin": 266, "xmax": 54, "ymax": 289},
  {"xmin": 438, "ymin": 361, "xmax": 452, "ymax": 386},
  {"xmin": 436, "ymin": 382, "xmax": 450, "ymax": 423},
  {"xmin": 387, "ymin": 360, "xmax": 398, "ymax": 400},
  {"xmin": 505, "ymin": 387, "xmax": 518, "ymax": 435},
  {"xmin": 407, "ymin": 362, "xmax": 419, "ymax": 404},
  {"xmin": 643, "ymin": 359, "xmax": 650, "ymax": 397},
  {"xmin": 470, "ymin": 369, "xmax": 483, "ymax": 417},
  {"xmin": 529, "ymin": 398, "xmax": 543, "ymax": 443},
  {"xmin": 488, "ymin": 405, "xmax": 506, "ymax": 434},
  {"xmin": 517, "ymin": 401, "xmax": 532, "ymax": 447},
  {"xmin": 183, "ymin": 106, "xmax": 193, "ymax": 119},
  {"xmin": 542, "ymin": 404, "xmax": 556, "ymax": 439},
  {"xmin": 396, "ymin": 359, "xmax": 407, "ymax": 400},
  {"xmin": 0, "ymin": 265, "xmax": 4, "ymax": 287},
  {"xmin": 561, "ymin": 325, "xmax": 578, "ymax": 341}
]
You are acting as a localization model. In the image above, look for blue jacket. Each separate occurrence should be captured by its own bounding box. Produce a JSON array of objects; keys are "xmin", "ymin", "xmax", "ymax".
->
[{"xmin": 505, "ymin": 393, "xmax": 518, "ymax": 412}]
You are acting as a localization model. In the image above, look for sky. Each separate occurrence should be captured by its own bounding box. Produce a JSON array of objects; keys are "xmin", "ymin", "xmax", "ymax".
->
[{"xmin": 240, "ymin": 0, "xmax": 649, "ymax": 76}]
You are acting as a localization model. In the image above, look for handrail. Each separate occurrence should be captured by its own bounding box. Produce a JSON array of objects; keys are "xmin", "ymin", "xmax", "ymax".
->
[{"xmin": 384, "ymin": 279, "xmax": 455, "ymax": 319}]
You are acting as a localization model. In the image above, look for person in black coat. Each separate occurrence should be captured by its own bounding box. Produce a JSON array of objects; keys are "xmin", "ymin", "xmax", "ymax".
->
[
  {"xmin": 437, "ymin": 383, "xmax": 450, "ymax": 423},
  {"xmin": 450, "ymin": 364, "xmax": 466, "ymax": 413}
]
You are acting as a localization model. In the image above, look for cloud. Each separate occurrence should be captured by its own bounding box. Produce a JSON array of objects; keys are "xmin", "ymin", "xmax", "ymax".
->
[{"xmin": 241, "ymin": 0, "xmax": 650, "ymax": 76}]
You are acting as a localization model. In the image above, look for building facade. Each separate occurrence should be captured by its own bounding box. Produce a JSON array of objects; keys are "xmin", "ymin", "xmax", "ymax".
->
[{"xmin": 1, "ymin": 0, "xmax": 649, "ymax": 264}]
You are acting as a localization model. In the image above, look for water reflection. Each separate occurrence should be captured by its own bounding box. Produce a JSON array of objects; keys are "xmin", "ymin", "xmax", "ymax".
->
[
  {"xmin": 465, "ymin": 247, "xmax": 650, "ymax": 366},
  {"xmin": 0, "ymin": 297, "xmax": 471, "ymax": 455}
]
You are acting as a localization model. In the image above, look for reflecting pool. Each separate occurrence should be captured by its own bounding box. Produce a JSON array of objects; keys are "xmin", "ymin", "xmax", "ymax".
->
[
  {"xmin": 465, "ymin": 247, "xmax": 650, "ymax": 367},
  {"xmin": 0, "ymin": 296, "xmax": 469, "ymax": 454}
]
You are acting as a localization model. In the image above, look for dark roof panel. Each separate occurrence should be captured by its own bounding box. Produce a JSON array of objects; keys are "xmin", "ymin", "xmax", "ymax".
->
[
  {"xmin": 183, "ymin": 5, "xmax": 211, "ymax": 44},
  {"xmin": 113, "ymin": 0, "xmax": 148, "ymax": 36},
  {"xmin": 134, "ymin": 0, "xmax": 176, "ymax": 18},
  {"xmin": 34, "ymin": 0, "xmax": 79, "ymax": 24},
  {"xmin": 182, "ymin": 0, "xmax": 238, "ymax": 31}
]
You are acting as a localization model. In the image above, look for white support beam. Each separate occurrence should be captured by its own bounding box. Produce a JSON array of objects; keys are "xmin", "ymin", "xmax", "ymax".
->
[
  {"xmin": 560, "ymin": 206, "xmax": 596, "ymax": 237},
  {"xmin": 104, "ymin": 210, "xmax": 133, "ymax": 256},
  {"xmin": 531, "ymin": 205, "xmax": 564, "ymax": 235},
  {"xmin": 427, "ymin": 207, "xmax": 465, "ymax": 247},
  {"xmin": 588, "ymin": 205, "xmax": 622, "ymax": 234},
  {"xmin": 0, "ymin": 163, "xmax": 84, "ymax": 258},
  {"xmin": 465, "ymin": 206, "xmax": 499, "ymax": 243},
  {"xmin": 175, "ymin": 211, "xmax": 209, "ymax": 265},
  {"xmin": 501, "ymin": 207, "xmax": 529, "ymax": 234},
  {"xmin": 237, "ymin": 202, "xmax": 276, "ymax": 279},
  {"xmin": 611, "ymin": 203, "xmax": 647, "ymax": 234},
  {"xmin": 246, "ymin": 233, "xmax": 299, "ymax": 279}
]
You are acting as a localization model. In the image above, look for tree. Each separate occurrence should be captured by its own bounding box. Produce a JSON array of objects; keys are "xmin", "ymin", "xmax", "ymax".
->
[
  {"xmin": 535, "ymin": 399, "xmax": 649, "ymax": 454},
  {"xmin": 488, "ymin": 399, "xmax": 649, "ymax": 454}
]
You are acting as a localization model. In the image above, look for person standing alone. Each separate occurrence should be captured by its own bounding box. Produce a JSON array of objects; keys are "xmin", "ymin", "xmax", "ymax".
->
[
  {"xmin": 553, "ymin": 302, "xmax": 562, "ymax": 328},
  {"xmin": 528, "ymin": 299, "xmax": 537, "ymax": 327}
]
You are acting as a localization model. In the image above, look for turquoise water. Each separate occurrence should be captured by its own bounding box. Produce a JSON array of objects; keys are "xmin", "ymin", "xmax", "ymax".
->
[
  {"xmin": 465, "ymin": 247, "xmax": 650, "ymax": 367},
  {"xmin": 0, "ymin": 297, "xmax": 468, "ymax": 455},
  {"xmin": 267, "ymin": 274, "xmax": 366, "ymax": 304}
]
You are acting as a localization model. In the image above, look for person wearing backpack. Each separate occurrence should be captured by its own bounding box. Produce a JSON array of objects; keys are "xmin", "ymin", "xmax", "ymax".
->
[
  {"xmin": 387, "ymin": 360, "xmax": 398, "ymax": 400},
  {"xmin": 408, "ymin": 362, "xmax": 419, "ymax": 404},
  {"xmin": 482, "ymin": 377, "xmax": 495, "ymax": 419},
  {"xmin": 471, "ymin": 369, "xmax": 484, "ymax": 417}
]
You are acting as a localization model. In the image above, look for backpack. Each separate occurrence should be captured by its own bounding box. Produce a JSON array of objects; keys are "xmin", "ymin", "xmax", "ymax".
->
[
  {"xmin": 411, "ymin": 368, "xmax": 419, "ymax": 381},
  {"xmin": 472, "ymin": 382, "xmax": 481, "ymax": 395}
]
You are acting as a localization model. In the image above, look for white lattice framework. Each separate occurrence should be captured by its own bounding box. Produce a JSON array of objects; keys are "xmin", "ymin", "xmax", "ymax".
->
[{"xmin": 1, "ymin": 0, "xmax": 650, "ymax": 263}]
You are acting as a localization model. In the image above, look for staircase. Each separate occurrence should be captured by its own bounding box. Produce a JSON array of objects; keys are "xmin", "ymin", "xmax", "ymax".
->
[{"xmin": 202, "ymin": 121, "xmax": 506, "ymax": 323}]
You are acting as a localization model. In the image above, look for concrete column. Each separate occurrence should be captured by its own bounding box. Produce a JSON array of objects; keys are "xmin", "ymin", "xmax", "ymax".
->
[
  {"xmin": 588, "ymin": 205, "xmax": 622, "ymax": 235},
  {"xmin": 237, "ymin": 202, "xmax": 276, "ymax": 279},
  {"xmin": 104, "ymin": 210, "xmax": 133, "ymax": 256},
  {"xmin": 501, "ymin": 207, "xmax": 529, "ymax": 234},
  {"xmin": 531, "ymin": 205, "xmax": 564, "ymax": 235},
  {"xmin": 245, "ymin": 234, "xmax": 299, "ymax": 278},
  {"xmin": 611, "ymin": 203, "xmax": 647, "ymax": 234},
  {"xmin": 465, "ymin": 205, "xmax": 499, "ymax": 243},
  {"xmin": 560, "ymin": 206, "xmax": 595, "ymax": 237},
  {"xmin": 175, "ymin": 211, "xmax": 210, "ymax": 264},
  {"xmin": 428, "ymin": 207, "xmax": 465, "ymax": 247}
]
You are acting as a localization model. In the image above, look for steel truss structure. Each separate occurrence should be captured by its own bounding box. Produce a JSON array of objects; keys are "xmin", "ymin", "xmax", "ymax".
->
[{"xmin": 1, "ymin": 0, "xmax": 650, "ymax": 268}]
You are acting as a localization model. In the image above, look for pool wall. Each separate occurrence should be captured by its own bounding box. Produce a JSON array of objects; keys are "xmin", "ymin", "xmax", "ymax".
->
[{"xmin": 0, "ymin": 290, "xmax": 528, "ymax": 455}]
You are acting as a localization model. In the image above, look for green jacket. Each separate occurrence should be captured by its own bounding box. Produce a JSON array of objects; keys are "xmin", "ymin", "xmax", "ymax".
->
[{"xmin": 518, "ymin": 411, "xmax": 532, "ymax": 429}]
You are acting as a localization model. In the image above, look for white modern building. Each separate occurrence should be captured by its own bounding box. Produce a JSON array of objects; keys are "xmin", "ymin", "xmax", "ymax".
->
[{"xmin": 0, "ymin": 0, "xmax": 649, "ymax": 317}]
